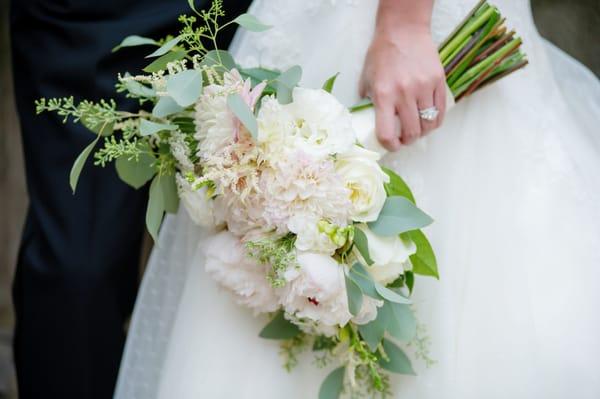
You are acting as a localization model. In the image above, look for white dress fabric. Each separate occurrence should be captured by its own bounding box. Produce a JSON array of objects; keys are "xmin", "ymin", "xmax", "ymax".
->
[{"xmin": 114, "ymin": 1, "xmax": 600, "ymax": 398}]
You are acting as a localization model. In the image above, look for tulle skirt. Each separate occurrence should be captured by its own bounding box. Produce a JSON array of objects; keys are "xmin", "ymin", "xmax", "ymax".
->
[{"xmin": 114, "ymin": 1, "xmax": 600, "ymax": 398}]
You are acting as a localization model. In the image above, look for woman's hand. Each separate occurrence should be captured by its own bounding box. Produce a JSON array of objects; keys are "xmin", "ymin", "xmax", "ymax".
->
[{"xmin": 359, "ymin": 1, "xmax": 446, "ymax": 151}]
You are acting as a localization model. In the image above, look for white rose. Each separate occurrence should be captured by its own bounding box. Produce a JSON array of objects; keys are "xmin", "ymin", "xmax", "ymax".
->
[
  {"xmin": 280, "ymin": 252, "xmax": 351, "ymax": 334},
  {"xmin": 355, "ymin": 224, "xmax": 417, "ymax": 285},
  {"xmin": 202, "ymin": 230, "xmax": 280, "ymax": 315},
  {"xmin": 287, "ymin": 214, "xmax": 339, "ymax": 255},
  {"xmin": 284, "ymin": 87, "xmax": 356, "ymax": 157},
  {"xmin": 351, "ymin": 296, "xmax": 384, "ymax": 325},
  {"xmin": 176, "ymin": 174, "xmax": 215, "ymax": 227},
  {"xmin": 336, "ymin": 145, "xmax": 389, "ymax": 223}
]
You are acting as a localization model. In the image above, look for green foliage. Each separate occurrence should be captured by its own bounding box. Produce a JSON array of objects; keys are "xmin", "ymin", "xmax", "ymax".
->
[
  {"xmin": 259, "ymin": 311, "xmax": 301, "ymax": 340},
  {"xmin": 368, "ymin": 196, "xmax": 433, "ymax": 236},
  {"xmin": 227, "ymin": 93, "xmax": 258, "ymax": 139},
  {"xmin": 374, "ymin": 283, "xmax": 411, "ymax": 304},
  {"xmin": 35, "ymin": 97, "xmax": 119, "ymax": 136},
  {"xmin": 319, "ymin": 367, "xmax": 345, "ymax": 399},
  {"xmin": 381, "ymin": 167, "xmax": 416, "ymax": 204},
  {"xmin": 167, "ymin": 69, "xmax": 203, "ymax": 106},
  {"xmin": 112, "ymin": 35, "xmax": 158, "ymax": 52},
  {"xmin": 146, "ymin": 173, "xmax": 179, "ymax": 242},
  {"xmin": 385, "ymin": 303, "xmax": 417, "ymax": 342},
  {"xmin": 233, "ymin": 13, "xmax": 272, "ymax": 32},
  {"xmin": 345, "ymin": 275, "xmax": 363, "ymax": 317},
  {"xmin": 378, "ymin": 339, "xmax": 415, "ymax": 375},
  {"xmin": 348, "ymin": 263, "xmax": 378, "ymax": 299},
  {"xmin": 143, "ymin": 51, "xmax": 187, "ymax": 73},
  {"xmin": 152, "ymin": 96, "xmax": 184, "ymax": 118},
  {"xmin": 275, "ymin": 65, "xmax": 302, "ymax": 104},
  {"xmin": 246, "ymin": 234, "xmax": 298, "ymax": 288},
  {"xmin": 279, "ymin": 333, "xmax": 309, "ymax": 371},
  {"xmin": 115, "ymin": 145, "xmax": 156, "ymax": 189},
  {"xmin": 322, "ymin": 72, "xmax": 339, "ymax": 94},
  {"xmin": 402, "ymin": 230, "xmax": 439, "ymax": 279},
  {"xmin": 139, "ymin": 119, "xmax": 177, "ymax": 136},
  {"xmin": 146, "ymin": 36, "xmax": 182, "ymax": 58},
  {"xmin": 69, "ymin": 136, "xmax": 100, "ymax": 193}
]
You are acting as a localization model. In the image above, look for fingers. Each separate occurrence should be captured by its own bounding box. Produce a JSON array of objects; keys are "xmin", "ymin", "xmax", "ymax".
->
[
  {"xmin": 374, "ymin": 102, "xmax": 401, "ymax": 151},
  {"xmin": 433, "ymin": 81, "xmax": 447, "ymax": 129},
  {"xmin": 417, "ymin": 94, "xmax": 436, "ymax": 136},
  {"xmin": 396, "ymin": 96, "xmax": 421, "ymax": 145}
]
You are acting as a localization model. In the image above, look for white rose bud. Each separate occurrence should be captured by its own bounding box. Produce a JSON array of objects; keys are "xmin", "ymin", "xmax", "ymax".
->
[
  {"xmin": 336, "ymin": 145, "xmax": 389, "ymax": 223},
  {"xmin": 354, "ymin": 224, "xmax": 417, "ymax": 285}
]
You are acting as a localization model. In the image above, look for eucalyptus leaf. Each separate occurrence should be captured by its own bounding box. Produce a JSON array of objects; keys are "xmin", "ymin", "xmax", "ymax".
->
[
  {"xmin": 115, "ymin": 151, "xmax": 156, "ymax": 189},
  {"xmin": 187, "ymin": 0, "xmax": 200, "ymax": 14},
  {"xmin": 374, "ymin": 283, "xmax": 411, "ymax": 304},
  {"xmin": 382, "ymin": 167, "xmax": 416, "ymax": 204},
  {"xmin": 152, "ymin": 96, "xmax": 184, "ymax": 118},
  {"xmin": 153, "ymin": 174, "xmax": 179, "ymax": 214},
  {"xmin": 227, "ymin": 93, "xmax": 258, "ymax": 139},
  {"xmin": 322, "ymin": 72, "xmax": 339, "ymax": 93},
  {"xmin": 81, "ymin": 118, "xmax": 113, "ymax": 137},
  {"xmin": 146, "ymin": 175, "xmax": 166, "ymax": 242},
  {"xmin": 143, "ymin": 51, "xmax": 187, "ymax": 73},
  {"xmin": 275, "ymin": 65, "xmax": 302, "ymax": 104},
  {"xmin": 139, "ymin": 119, "xmax": 177, "ymax": 136},
  {"xmin": 386, "ymin": 302, "xmax": 417, "ymax": 342},
  {"xmin": 345, "ymin": 275, "xmax": 363, "ymax": 316},
  {"xmin": 123, "ymin": 73, "xmax": 155, "ymax": 98},
  {"xmin": 233, "ymin": 13, "xmax": 272, "ymax": 32},
  {"xmin": 259, "ymin": 311, "xmax": 301, "ymax": 340},
  {"xmin": 112, "ymin": 35, "xmax": 158, "ymax": 52},
  {"xmin": 358, "ymin": 302, "xmax": 390, "ymax": 352},
  {"xmin": 166, "ymin": 69, "xmax": 203, "ymax": 107},
  {"xmin": 200, "ymin": 50, "xmax": 236, "ymax": 71},
  {"xmin": 348, "ymin": 263, "xmax": 378, "ymax": 299},
  {"xmin": 240, "ymin": 67, "xmax": 280, "ymax": 83},
  {"xmin": 378, "ymin": 339, "xmax": 415, "ymax": 375},
  {"xmin": 318, "ymin": 367, "xmax": 345, "ymax": 399},
  {"xmin": 353, "ymin": 227, "xmax": 374, "ymax": 266},
  {"xmin": 404, "ymin": 230, "xmax": 439, "ymax": 279},
  {"xmin": 146, "ymin": 36, "xmax": 181, "ymax": 58},
  {"xmin": 69, "ymin": 135, "xmax": 100, "ymax": 193},
  {"xmin": 368, "ymin": 196, "xmax": 433, "ymax": 236}
]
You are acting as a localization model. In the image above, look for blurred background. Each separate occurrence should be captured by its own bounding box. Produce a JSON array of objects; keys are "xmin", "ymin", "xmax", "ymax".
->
[{"xmin": 0, "ymin": 0, "xmax": 598, "ymax": 398}]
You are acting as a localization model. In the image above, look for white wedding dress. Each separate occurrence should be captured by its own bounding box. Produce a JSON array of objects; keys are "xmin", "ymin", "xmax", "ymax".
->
[{"xmin": 114, "ymin": 1, "xmax": 600, "ymax": 398}]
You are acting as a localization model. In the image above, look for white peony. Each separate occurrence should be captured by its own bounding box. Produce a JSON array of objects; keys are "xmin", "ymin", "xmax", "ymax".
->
[
  {"xmin": 336, "ymin": 145, "xmax": 389, "ymax": 223},
  {"xmin": 351, "ymin": 296, "xmax": 384, "ymax": 325},
  {"xmin": 176, "ymin": 174, "xmax": 216, "ymax": 227},
  {"xmin": 287, "ymin": 214, "xmax": 339, "ymax": 255},
  {"xmin": 280, "ymin": 252, "xmax": 351, "ymax": 335},
  {"xmin": 355, "ymin": 224, "xmax": 417, "ymax": 285},
  {"xmin": 202, "ymin": 230, "xmax": 280, "ymax": 315},
  {"xmin": 283, "ymin": 88, "xmax": 356, "ymax": 157}
]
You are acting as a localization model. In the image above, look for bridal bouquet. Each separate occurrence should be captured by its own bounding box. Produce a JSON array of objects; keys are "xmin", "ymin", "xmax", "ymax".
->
[{"xmin": 36, "ymin": 1, "xmax": 525, "ymax": 397}]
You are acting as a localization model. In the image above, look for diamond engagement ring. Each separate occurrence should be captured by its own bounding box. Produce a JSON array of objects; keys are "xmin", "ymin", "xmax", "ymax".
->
[{"xmin": 419, "ymin": 106, "xmax": 439, "ymax": 121}]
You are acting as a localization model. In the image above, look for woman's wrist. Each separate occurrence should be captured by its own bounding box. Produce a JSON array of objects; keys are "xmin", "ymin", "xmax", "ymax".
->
[{"xmin": 375, "ymin": 0, "xmax": 433, "ymax": 39}]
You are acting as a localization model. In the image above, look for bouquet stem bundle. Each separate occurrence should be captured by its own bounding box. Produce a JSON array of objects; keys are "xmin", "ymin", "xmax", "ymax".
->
[{"xmin": 439, "ymin": 0, "xmax": 528, "ymax": 101}]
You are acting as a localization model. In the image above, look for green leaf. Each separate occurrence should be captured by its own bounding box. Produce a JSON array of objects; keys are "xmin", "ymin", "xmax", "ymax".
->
[
  {"xmin": 115, "ymin": 150, "xmax": 156, "ymax": 189},
  {"xmin": 318, "ymin": 367, "xmax": 345, "ymax": 399},
  {"xmin": 152, "ymin": 96, "xmax": 184, "ymax": 118},
  {"xmin": 404, "ymin": 270, "xmax": 415, "ymax": 293},
  {"xmin": 259, "ymin": 311, "xmax": 301, "ymax": 340},
  {"xmin": 345, "ymin": 275, "xmax": 363, "ymax": 316},
  {"xmin": 386, "ymin": 303, "xmax": 417, "ymax": 342},
  {"xmin": 348, "ymin": 98, "xmax": 373, "ymax": 113},
  {"xmin": 146, "ymin": 36, "xmax": 181, "ymax": 58},
  {"xmin": 381, "ymin": 167, "xmax": 416, "ymax": 204},
  {"xmin": 166, "ymin": 69, "xmax": 203, "ymax": 107},
  {"xmin": 358, "ymin": 302, "xmax": 390, "ymax": 352},
  {"xmin": 348, "ymin": 263, "xmax": 378, "ymax": 299},
  {"xmin": 81, "ymin": 116, "xmax": 113, "ymax": 137},
  {"xmin": 233, "ymin": 13, "xmax": 272, "ymax": 32},
  {"xmin": 227, "ymin": 93, "xmax": 258, "ymax": 139},
  {"xmin": 139, "ymin": 119, "xmax": 177, "ymax": 136},
  {"xmin": 146, "ymin": 175, "xmax": 166, "ymax": 242},
  {"xmin": 353, "ymin": 227, "xmax": 374, "ymax": 266},
  {"xmin": 160, "ymin": 174, "xmax": 179, "ymax": 213},
  {"xmin": 322, "ymin": 72, "xmax": 339, "ymax": 93},
  {"xmin": 143, "ymin": 51, "xmax": 187, "ymax": 73},
  {"xmin": 378, "ymin": 339, "xmax": 415, "ymax": 375},
  {"xmin": 275, "ymin": 65, "xmax": 302, "ymax": 104},
  {"xmin": 374, "ymin": 283, "xmax": 411, "ymax": 304},
  {"xmin": 69, "ymin": 136, "xmax": 100, "ymax": 193},
  {"xmin": 172, "ymin": 116, "xmax": 196, "ymax": 134},
  {"xmin": 239, "ymin": 67, "xmax": 280, "ymax": 83},
  {"xmin": 368, "ymin": 196, "xmax": 433, "ymax": 237},
  {"xmin": 122, "ymin": 73, "xmax": 156, "ymax": 98},
  {"xmin": 200, "ymin": 50, "xmax": 237, "ymax": 71},
  {"xmin": 187, "ymin": 0, "xmax": 200, "ymax": 14},
  {"xmin": 112, "ymin": 35, "xmax": 158, "ymax": 52},
  {"xmin": 404, "ymin": 230, "xmax": 439, "ymax": 279}
]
